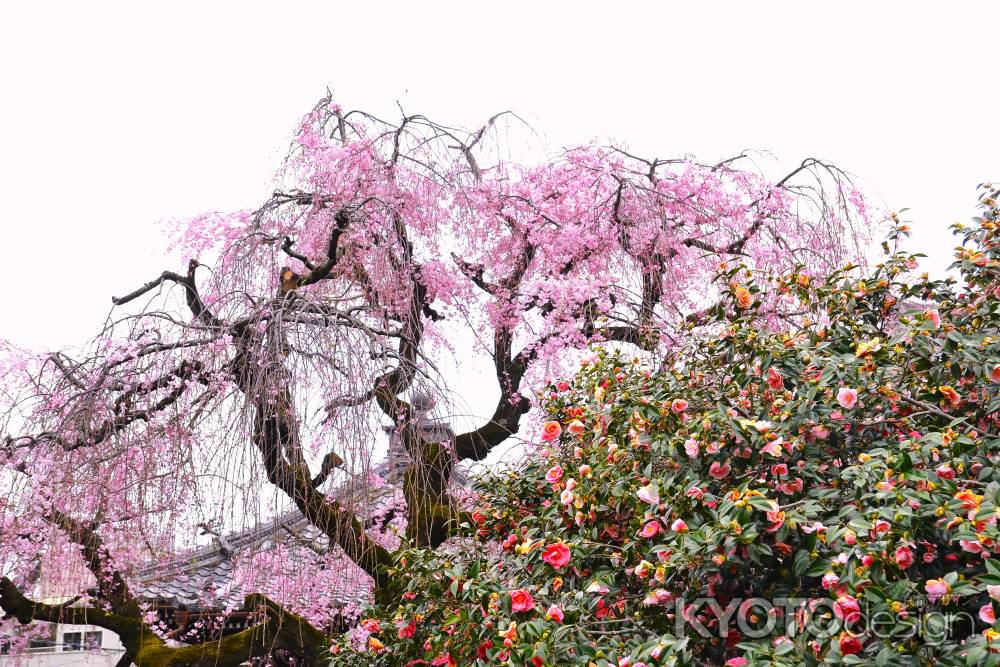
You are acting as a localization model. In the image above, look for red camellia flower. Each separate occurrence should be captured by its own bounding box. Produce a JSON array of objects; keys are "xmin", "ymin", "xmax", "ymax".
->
[
  {"xmin": 671, "ymin": 398, "xmax": 689, "ymax": 413},
  {"xmin": 894, "ymin": 545, "xmax": 914, "ymax": 569},
  {"xmin": 361, "ymin": 618, "xmax": 380, "ymax": 633},
  {"xmin": 839, "ymin": 633, "xmax": 863, "ymax": 655},
  {"xmin": 396, "ymin": 619, "xmax": 416, "ymax": 639},
  {"xmin": 833, "ymin": 595, "xmax": 861, "ymax": 625},
  {"xmin": 476, "ymin": 641, "xmax": 493, "ymax": 660},
  {"xmin": 510, "ymin": 589, "xmax": 535, "ymax": 613},
  {"xmin": 541, "ymin": 542, "xmax": 571, "ymax": 568},
  {"xmin": 541, "ymin": 421, "xmax": 562, "ymax": 442},
  {"xmin": 766, "ymin": 367, "xmax": 784, "ymax": 391}
]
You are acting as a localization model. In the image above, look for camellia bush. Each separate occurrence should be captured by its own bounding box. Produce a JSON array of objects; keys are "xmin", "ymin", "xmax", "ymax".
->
[{"xmin": 334, "ymin": 188, "xmax": 1000, "ymax": 666}]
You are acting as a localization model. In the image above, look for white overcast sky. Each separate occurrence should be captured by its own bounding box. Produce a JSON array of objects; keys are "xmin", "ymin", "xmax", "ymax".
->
[{"xmin": 0, "ymin": 1, "xmax": 997, "ymax": 442}]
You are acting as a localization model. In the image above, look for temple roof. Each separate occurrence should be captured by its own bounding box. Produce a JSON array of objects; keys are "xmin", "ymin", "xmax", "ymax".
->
[{"xmin": 134, "ymin": 471, "xmax": 400, "ymax": 612}]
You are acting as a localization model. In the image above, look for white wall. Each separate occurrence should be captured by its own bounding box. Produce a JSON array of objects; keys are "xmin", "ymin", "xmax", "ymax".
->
[{"xmin": 0, "ymin": 623, "xmax": 124, "ymax": 667}]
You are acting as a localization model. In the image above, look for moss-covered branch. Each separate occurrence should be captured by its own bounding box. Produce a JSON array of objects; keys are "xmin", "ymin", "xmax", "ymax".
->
[{"xmin": 0, "ymin": 578, "xmax": 329, "ymax": 667}]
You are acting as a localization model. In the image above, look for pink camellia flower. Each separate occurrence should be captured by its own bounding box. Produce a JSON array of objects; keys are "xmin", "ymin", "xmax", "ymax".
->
[
  {"xmin": 834, "ymin": 595, "xmax": 862, "ymax": 625},
  {"xmin": 981, "ymin": 603, "xmax": 996, "ymax": 625},
  {"xmin": 555, "ymin": 380, "xmax": 570, "ymax": 392},
  {"xmin": 960, "ymin": 539, "xmax": 985, "ymax": 554},
  {"xmin": 988, "ymin": 585, "xmax": 1000, "ymax": 601},
  {"xmin": 861, "ymin": 554, "xmax": 875, "ymax": 567},
  {"xmin": 361, "ymin": 619, "xmax": 381, "ymax": 633},
  {"xmin": 686, "ymin": 485, "xmax": 704, "ymax": 500},
  {"xmin": 801, "ymin": 521, "xmax": 827, "ymax": 534},
  {"xmin": 725, "ymin": 659, "xmax": 749, "ymax": 667},
  {"xmin": 639, "ymin": 520, "xmax": 660, "ymax": 538},
  {"xmin": 761, "ymin": 440, "xmax": 783, "ymax": 457},
  {"xmin": 642, "ymin": 589, "xmax": 674, "ymax": 606},
  {"xmin": 821, "ymin": 572, "xmax": 840, "ymax": 590},
  {"xmin": 766, "ymin": 367, "xmax": 784, "ymax": 391},
  {"xmin": 545, "ymin": 465, "xmax": 563, "ymax": 484},
  {"xmin": 837, "ymin": 387, "xmax": 859, "ymax": 410},
  {"xmin": 771, "ymin": 463, "xmax": 788, "ymax": 476},
  {"xmin": 753, "ymin": 420, "xmax": 772, "ymax": 433},
  {"xmin": 560, "ymin": 489, "xmax": 574, "ymax": 505},
  {"xmin": 709, "ymin": 461, "xmax": 731, "ymax": 479},
  {"xmin": 586, "ymin": 581, "xmax": 609, "ymax": 594},
  {"xmin": 991, "ymin": 364, "xmax": 1000, "ymax": 383},
  {"xmin": 926, "ymin": 309, "xmax": 941, "ymax": 328},
  {"xmin": 683, "ymin": 438, "xmax": 699, "ymax": 458},
  {"xmin": 925, "ymin": 578, "xmax": 951, "ymax": 603},
  {"xmin": 671, "ymin": 398, "xmax": 689, "ymax": 413},
  {"xmin": 810, "ymin": 425, "xmax": 830, "ymax": 440},
  {"xmin": 843, "ymin": 530, "xmax": 857, "ymax": 545},
  {"xmin": 637, "ymin": 483, "xmax": 659, "ymax": 505},
  {"xmin": 873, "ymin": 520, "xmax": 890, "ymax": 535},
  {"xmin": 509, "ymin": 589, "xmax": 535, "ymax": 613},
  {"xmin": 542, "ymin": 542, "xmax": 571, "ymax": 568},
  {"xmin": 894, "ymin": 545, "xmax": 914, "ymax": 569},
  {"xmin": 541, "ymin": 421, "xmax": 562, "ymax": 442},
  {"xmin": 765, "ymin": 510, "xmax": 785, "ymax": 533},
  {"xmin": 579, "ymin": 464, "xmax": 592, "ymax": 476},
  {"xmin": 935, "ymin": 464, "xmax": 955, "ymax": 480},
  {"xmin": 542, "ymin": 542, "xmax": 570, "ymax": 569},
  {"xmin": 545, "ymin": 604, "xmax": 564, "ymax": 623},
  {"xmin": 566, "ymin": 419, "xmax": 585, "ymax": 436},
  {"xmin": 671, "ymin": 518, "xmax": 689, "ymax": 533}
]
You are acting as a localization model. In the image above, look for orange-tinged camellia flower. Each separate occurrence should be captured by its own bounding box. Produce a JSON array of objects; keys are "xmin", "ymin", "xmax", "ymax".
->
[
  {"xmin": 925, "ymin": 578, "xmax": 951, "ymax": 603},
  {"xmin": 566, "ymin": 419, "xmax": 586, "ymax": 435},
  {"xmin": 991, "ymin": 364, "xmax": 1000, "ymax": 383},
  {"xmin": 541, "ymin": 421, "xmax": 562, "ymax": 442},
  {"xmin": 499, "ymin": 621, "xmax": 517, "ymax": 647},
  {"xmin": 367, "ymin": 637, "xmax": 384, "ymax": 652},
  {"xmin": 545, "ymin": 604, "xmax": 564, "ymax": 623},
  {"xmin": 545, "ymin": 465, "xmax": 563, "ymax": 484},
  {"xmin": 855, "ymin": 337, "xmax": 882, "ymax": 356},
  {"xmin": 938, "ymin": 385, "xmax": 961, "ymax": 408},
  {"xmin": 734, "ymin": 285, "xmax": 754, "ymax": 309},
  {"xmin": 955, "ymin": 489, "xmax": 983, "ymax": 510}
]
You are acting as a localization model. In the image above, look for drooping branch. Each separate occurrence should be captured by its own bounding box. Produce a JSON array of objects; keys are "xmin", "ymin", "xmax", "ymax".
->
[
  {"xmin": 44, "ymin": 509, "xmax": 140, "ymax": 617},
  {"xmin": 5, "ymin": 360, "xmax": 208, "ymax": 453},
  {"xmin": 230, "ymin": 323, "xmax": 394, "ymax": 589}
]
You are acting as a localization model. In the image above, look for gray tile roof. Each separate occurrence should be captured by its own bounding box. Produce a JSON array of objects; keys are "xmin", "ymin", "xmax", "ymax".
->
[{"xmin": 134, "ymin": 473, "xmax": 401, "ymax": 612}]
